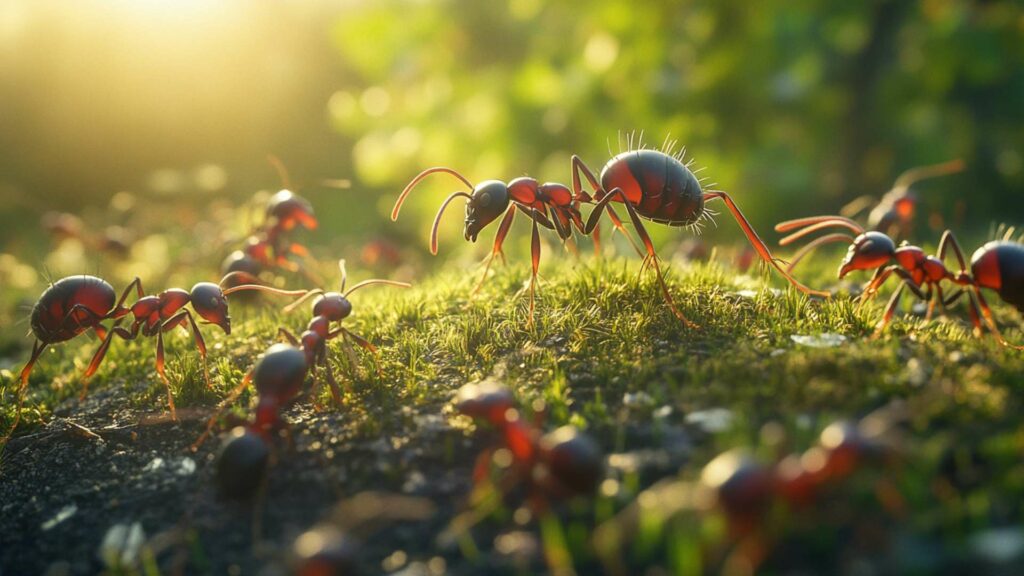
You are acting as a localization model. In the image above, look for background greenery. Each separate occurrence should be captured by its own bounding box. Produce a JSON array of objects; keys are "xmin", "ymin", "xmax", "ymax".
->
[{"xmin": 0, "ymin": 0, "xmax": 1022, "ymax": 337}]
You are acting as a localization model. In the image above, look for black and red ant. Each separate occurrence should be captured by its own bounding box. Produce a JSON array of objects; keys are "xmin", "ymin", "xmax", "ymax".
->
[
  {"xmin": 275, "ymin": 259, "xmax": 410, "ymax": 405},
  {"xmin": 192, "ymin": 261, "xmax": 409, "ymax": 451},
  {"xmin": 838, "ymin": 159, "xmax": 964, "ymax": 240},
  {"xmin": 206, "ymin": 343, "xmax": 311, "ymax": 499},
  {"xmin": 777, "ymin": 159, "xmax": 964, "ymax": 272},
  {"xmin": 454, "ymin": 381, "xmax": 604, "ymax": 510},
  {"xmin": 777, "ymin": 216, "xmax": 1024, "ymax": 346},
  {"xmin": 221, "ymin": 188, "xmax": 321, "ymax": 287},
  {"xmin": 393, "ymin": 137, "xmax": 828, "ymax": 325},
  {"xmin": 3, "ymin": 272, "xmax": 307, "ymax": 445}
]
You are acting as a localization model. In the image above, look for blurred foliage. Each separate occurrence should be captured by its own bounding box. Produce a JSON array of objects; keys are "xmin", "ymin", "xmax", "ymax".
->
[{"xmin": 0, "ymin": 0, "xmax": 1022, "ymax": 277}]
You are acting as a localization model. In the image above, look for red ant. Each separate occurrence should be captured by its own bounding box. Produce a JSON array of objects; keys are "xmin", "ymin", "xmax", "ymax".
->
[
  {"xmin": 209, "ymin": 343, "xmax": 310, "ymax": 499},
  {"xmin": 777, "ymin": 216, "xmax": 1024, "ymax": 346},
  {"xmin": 839, "ymin": 159, "xmax": 964, "ymax": 239},
  {"xmin": 276, "ymin": 259, "xmax": 410, "ymax": 405},
  {"xmin": 454, "ymin": 381, "xmax": 603, "ymax": 510},
  {"xmin": 222, "ymin": 156, "xmax": 346, "ymax": 288},
  {"xmin": 393, "ymin": 137, "xmax": 828, "ymax": 325},
  {"xmin": 221, "ymin": 189, "xmax": 321, "ymax": 287},
  {"xmin": 192, "ymin": 261, "xmax": 409, "ymax": 451},
  {"xmin": 778, "ymin": 159, "xmax": 964, "ymax": 272},
  {"xmin": 42, "ymin": 212, "xmax": 135, "ymax": 258},
  {"xmin": 3, "ymin": 272, "xmax": 307, "ymax": 445}
]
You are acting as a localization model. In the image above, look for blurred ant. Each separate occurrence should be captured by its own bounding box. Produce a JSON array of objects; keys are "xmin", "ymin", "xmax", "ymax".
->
[
  {"xmin": 42, "ymin": 212, "xmax": 135, "ymax": 258},
  {"xmin": 394, "ymin": 135, "xmax": 827, "ymax": 325},
  {"xmin": 840, "ymin": 159, "xmax": 964, "ymax": 238},
  {"xmin": 778, "ymin": 159, "xmax": 964, "ymax": 272},
  {"xmin": 222, "ymin": 156, "xmax": 349, "ymax": 288},
  {"xmin": 595, "ymin": 412, "xmax": 901, "ymax": 574},
  {"xmin": 3, "ymin": 272, "xmax": 307, "ymax": 445},
  {"xmin": 778, "ymin": 216, "xmax": 1024, "ymax": 346},
  {"xmin": 454, "ymin": 381, "xmax": 604, "ymax": 511}
]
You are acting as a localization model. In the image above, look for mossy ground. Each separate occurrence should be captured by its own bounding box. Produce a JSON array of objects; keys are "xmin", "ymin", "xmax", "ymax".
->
[{"xmin": 2, "ymin": 250, "xmax": 1024, "ymax": 574}]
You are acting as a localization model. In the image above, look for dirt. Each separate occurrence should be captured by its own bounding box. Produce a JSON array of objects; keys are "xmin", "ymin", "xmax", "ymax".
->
[{"xmin": 0, "ymin": 377, "xmax": 490, "ymax": 575}]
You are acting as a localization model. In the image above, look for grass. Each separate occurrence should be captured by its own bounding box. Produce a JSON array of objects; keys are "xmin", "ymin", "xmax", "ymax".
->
[{"xmin": 3, "ymin": 247, "xmax": 1024, "ymax": 572}]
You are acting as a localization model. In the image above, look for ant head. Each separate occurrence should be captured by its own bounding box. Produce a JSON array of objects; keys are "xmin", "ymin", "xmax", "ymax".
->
[
  {"xmin": 216, "ymin": 427, "xmax": 269, "ymax": 501},
  {"xmin": 464, "ymin": 180, "xmax": 510, "ymax": 242},
  {"xmin": 267, "ymin": 190, "xmax": 317, "ymax": 231},
  {"xmin": 455, "ymin": 381, "xmax": 516, "ymax": 427},
  {"xmin": 838, "ymin": 232, "xmax": 896, "ymax": 279},
  {"xmin": 190, "ymin": 282, "xmax": 231, "ymax": 334},
  {"xmin": 313, "ymin": 292, "xmax": 352, "ymax": 322}
]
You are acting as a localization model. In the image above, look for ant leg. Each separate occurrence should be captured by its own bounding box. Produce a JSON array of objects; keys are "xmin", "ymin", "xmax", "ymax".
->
[
  {"xmin": 473, "ymin": 207, "xmax": 516, "ymax": 296},
  {"xmin": 584, "ymin": 187, "xmax": 696, "ymax": 328},
  {"xmin": 190, "ymin": 370, "xmax": 254, "ymax": 451},
  {"xmin": 169, "ymin": 310, "xmax": 212, "ymax": 389},
  {"xmin": 84, "ymin": 323, "xmax": 140, "ymax": 384},
  {"xmin": 570, "ymin": 155, "xmax": 643, "ymax": 256},
  {"xmin": 970, "ymin": 288, "xmax": 1024, "ymax": 350},
  {"xmin": 705, "ymin": 192, "xmax": 830, "ymax": 297},
  {"xmin": 529, "ymin": 215, "xmax": 541, "ymax": 322},
  {"xmin": 859, "ymin": 266, "xmax": 900, "ymax": 307},
  {"xmin": 336, "ymin": 326, "xmax": 381, "ymax": 377},
  {"xmin": 4, "ymin": 340, "xmax": 48, "ymax": 445},
  {"xmin": 322, "ymin": 358, "xmax": 344, "ymax": 406},
  {"xmin": 784, "ymin": 233, "xmax": 856, "ymax": 273},
  {"xmin": 872, "ymin": 282, "xmax": 907, "ymax": 338},
  {"xmin": 937, "ymin": 230, "xmax": 969, "ymax": 273},
  {"xmin": 108, "ymin": 277, "xmax": 145, "ymax": 319},
  {"xmin": 155, "ymin": 330, "xmax": 178, "ymax": 421},
  {"xmin": 277, "ymin": 328, "xmax": 300, "ymax": 346}
]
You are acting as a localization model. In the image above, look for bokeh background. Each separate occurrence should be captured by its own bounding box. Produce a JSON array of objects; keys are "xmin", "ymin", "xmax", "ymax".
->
[{"xmin": 0, "ymin": 0, "xmax": 1022, "ymax": 303}]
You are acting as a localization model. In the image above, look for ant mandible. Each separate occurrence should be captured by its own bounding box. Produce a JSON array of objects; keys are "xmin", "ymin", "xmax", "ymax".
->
[
  {"xmin": 4, "ymin": 272, "xmax": 308, "ymax": 445},
  {"xmin": 394, "ymin": 136, "xmax": 828, "ymax": 326},
  {"xmin": 777, "ymin": 215, "xmax": 1024, "ymax": 347}
]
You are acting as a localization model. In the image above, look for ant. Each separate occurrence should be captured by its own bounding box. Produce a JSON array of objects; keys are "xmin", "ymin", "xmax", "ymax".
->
[
  {"xmin": 778, "ymin": 159, "xmax": 964, "ymax": 272},
  {"xmin": 4, "ymin": 272, "xmax": 307, "ymax": 445},
  {"xmin": 221, "ymin": 189, "xmax": 321, "ymax": 287},
  {"xmin": 393, "ymin": 136, "xmax": 828, "ymax": 326},
  {"xmin": 454, "ymin": 381, "xmax": 604, "ymax": 510},
  {"xmin": 777, "ymin": 216, "xmax": 1024, "ymax": 346},
  {"xmin": 275, "ymin": 259, "xmax": 410, "ymax": 405},
  {"xmin": 209, "ymin": 342, "xmax": 310, "ymax": 500},
  {"xmin": 222, "ymin": 156, "xmax": 348, "ymax": 288},
  {"xmin": 840, "ymin": 159, "xmax": 964, "ymax": 239},
  {"xmin": 193, "ymin": 261, "xmax": 409, "ymax": 450},
  {"xmin": 596, "ymin": 412, "xmax": 900, "ymax": 574},
  {"xmin": 42, "ymin": 211, "xmax": 134, "ymax": 258}
]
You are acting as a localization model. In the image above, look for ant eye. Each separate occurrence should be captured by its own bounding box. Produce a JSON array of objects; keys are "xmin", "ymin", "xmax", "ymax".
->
[{"xmin": 478, "ymin": 192, "xmax": 491, "ymax": 207}]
